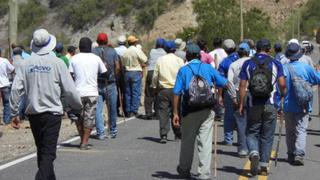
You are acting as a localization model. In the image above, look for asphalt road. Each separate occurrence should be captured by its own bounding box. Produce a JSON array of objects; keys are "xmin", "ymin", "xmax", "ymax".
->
[{"xmin": 1, "ymin": 43, "xmax": 320, "ymax": 180}]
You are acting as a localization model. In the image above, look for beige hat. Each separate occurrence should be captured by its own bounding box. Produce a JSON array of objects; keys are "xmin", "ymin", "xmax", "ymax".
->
[
  {"xmin": 175, "ymin": 38, "xmax": 186, "ymax": 51},
  {"xmin": 117, "ymin": 35, "xmax": 126, "ymax": 44},
  {"xmin": 31, "ymin": 29, "xmax": 56, "ymax": 55},
  {"xmin": 127, "ymin": 35, "xmax": 139, "ymax": 44}
]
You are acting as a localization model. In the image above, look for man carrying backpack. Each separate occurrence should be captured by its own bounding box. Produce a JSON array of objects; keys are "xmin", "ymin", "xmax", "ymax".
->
[
  {"xmin": 239, "ymin": 39, "xmax": 286, "ymax": 176},
  {"xmin": 172, "ymin": 43, "xmax": 235, "ymax": 180},
  {"xmin": 282, "ymin": 43, "xmax": 320, "ymax": 166}
]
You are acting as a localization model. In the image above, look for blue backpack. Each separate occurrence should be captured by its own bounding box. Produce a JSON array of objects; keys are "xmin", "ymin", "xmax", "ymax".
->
[{"xmin": 288, "ymin": 64, "xmax": 313, "ymax": 110}]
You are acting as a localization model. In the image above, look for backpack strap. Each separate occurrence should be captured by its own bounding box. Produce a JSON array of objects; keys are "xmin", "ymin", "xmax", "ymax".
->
[
  {"xmin": 187, "ymin": 62, "xmax": 202, "ymax": 76},
  {"xmin": 287, "ymin": 63, "xmax": 297, "ymax": 79}
]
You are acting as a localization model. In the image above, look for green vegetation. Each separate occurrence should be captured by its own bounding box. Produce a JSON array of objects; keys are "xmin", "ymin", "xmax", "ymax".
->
[
  {"xmin": 0, "ymin": 0, "xmax": 9, "ymax": 17},
  {"xmin": 300, "ymin": 0, "xmax": 320, "ymax": 37}
]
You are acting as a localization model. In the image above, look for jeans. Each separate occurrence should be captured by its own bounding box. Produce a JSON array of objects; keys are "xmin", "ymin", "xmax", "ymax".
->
[
  {"xmin": 1, "ymin": 86, "xmax": 11, "ymax": 124},
  {"xmin": 179, "ymin": 109, "xmax": 215, "ymax": 179},
  {"xmin": 234, "ymin": 110, "xmax": 248, "ymax": 153},
  {"xmin": 106, "ymin": 83, "xmax": 118, "ymax": 135},
  {"xmin": 223, "ymin": 93, "xmax": 235, "ymax": 144},
  {"xmin": 144, "ymin": 71, "xmax": 158, "ymax": 116},
  {"xmin": 29, "ymin": 113, "xmax": 62, "ymax": 180},
  {"xmin": 246, "ymin": 104, "xmax": 277, "ymax": 167},
  {"xmin": 96, "ymin": 88, "xmax": 106, "ymax": 137},
  {"xmin": 18, "ymin": 95, "xmax": 27, "ymax": 120},
  {"xmin": 284, "ymin": 112, "xmax": 309, "ymax": 157},
  {"xmin": 124, "ymin": 71, "xmax": 142, "ymax": 114}
]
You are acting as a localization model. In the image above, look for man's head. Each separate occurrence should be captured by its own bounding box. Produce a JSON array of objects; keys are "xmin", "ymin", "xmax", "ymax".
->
[
  {"xmin": 197, "ymin": 39, "xmax": 208, "ymax": 51},
  {"xmin": 175, "ymin": 38, "xmax": 186, "ymax": 51},
  {"xmin": 213, "ymin": 38, "xmax": 223, "ymax": 49},
  {"xmin": 285, "ymin": 43, "xmax": 303, "ymax": 61},
  {"xmin": 117, "ymin": 35, "xmax": 126, "ymax": 46},
  {"xmin": 79, "ymin": 37, "xmax": 92, "ymax": 53},
  {"xmin": 156, "ymin": 38, "xmax": 165, "ymax": 49},
  {"xmin": 67, "ymin": 45, "xmax": 77, "ymax": 56},
  {"xmin": 96, "ymin": 33, "xmax": 108, "ymax": 46},
  {"xmin": 186, "ymin": 43, "xmax": 201, "ymax": 62},
  {"xmin": 127, "ymin": 35, "xmax": 139, "ymax": 46},
  {"xmin": 13, "ymin": 47, "xmax": 23, "ymax": 56},
  {"xmin": 223, "ymin": 39, "xmax": 236, "ymax": 55},
  {"xmin": 256, "ymin": 38, "xmax": 271, "ymax": 53},
  {"xmin": 238, "ymin": 42, "xmax": 250, "ymax": 58},
  {"xmin": 31, "ymin": 29, "xmax": 57, "ymax": 55},
  {"xmin": 274, "ymin": 43, "xmax": 282, "ymax": 53},
  {"xmin": 164, "ymin": 41, "xmax": 176, "ymax": 53},
  {"xmin": 55, "ymin": 42, "xmax": 64, "ymax": 54}
]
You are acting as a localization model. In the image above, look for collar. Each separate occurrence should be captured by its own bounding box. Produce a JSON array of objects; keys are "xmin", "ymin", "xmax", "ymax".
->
[{"xmin": 189, "ymin": 59, "xmax": 201, "ymax": 63}]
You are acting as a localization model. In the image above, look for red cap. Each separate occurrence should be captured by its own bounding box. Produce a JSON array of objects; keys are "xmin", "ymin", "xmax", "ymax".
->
[{"xmin": 97, "ymin": 33, "xmax": 108, "ymax": 45}]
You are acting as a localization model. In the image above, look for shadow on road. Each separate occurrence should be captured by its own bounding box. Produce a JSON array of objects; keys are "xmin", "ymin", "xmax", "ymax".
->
[
  {"xmin": 315, "ymin": 144, "xmax": 320, "ymax": 148},
  {"xmin": 217, "ymin": 166, "xmax": 249, "ymax": 177},
  {"xmin": 152, "ymin": 171, "xmax": 186, "ymax": 179},
  {"xmin": 216, "ymin": 149, "xmax": 239, "ymax": 158},
  {"xmin": 59, "ymin": 143, "xmax": 80, "ymax": 148},
  {"xmin": 137, "ymin": 136, "xmax": 176, "ymax": 144},
  {"xmin": 307, "ymin": 129, "xmax": 320, "ymax": 136}
]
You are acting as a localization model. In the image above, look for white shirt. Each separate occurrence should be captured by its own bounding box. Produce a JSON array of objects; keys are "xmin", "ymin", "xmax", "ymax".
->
[
  {"xmin": 0, "ymin": 57, "xmax": 15, "ymax": 88},
  {"xmin": 209, "ymin": 48, "xmax": 228, "ymax": 68},
  {"xmin": 228, "ymin": 57, "xmax": 250, "ymax": 90},
  {"xmin": 69, "ymin": 53, "xmax": 107, "ymax": 97},
  {"xmin": 115, "ymin": 45, "xmax": 127, "ymax": 57}
]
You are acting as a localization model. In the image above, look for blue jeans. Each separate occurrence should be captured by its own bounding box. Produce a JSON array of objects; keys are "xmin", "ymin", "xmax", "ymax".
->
[
  {"xmin": 234, "ymin": 110, "xmax": 248, "ymax": 153},
  {"xmin": 96, "ymin": 87, "xmax": 106, "ymax": 137},
  {"xmin": 124, "ymin": 71, "xmax": 142, "ymax": 114},
  {"xmin": 223, "ymin": 93, "xmax": 235, "ymax": 144},
  {"xmin": 106, "ymin": 83, "xmax": 118, "ymax": 135},
  {"xmin": 19, "ymin": 95, "xmax": 26, "ymax": 120},
  {"xmin": 246, "ymin": 104, "xmax": 277, "ymax": 167},
  {"xmin": 284, "ymin": 112, "xmax": 309, "ymax": 157},
  {"xmin": 1, "ymin": 87, "xmax": 11, "ymax": 124}
]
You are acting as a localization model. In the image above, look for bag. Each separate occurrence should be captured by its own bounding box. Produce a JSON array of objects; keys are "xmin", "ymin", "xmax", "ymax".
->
[
  {"xmin": 248, "ymin": 57, "xmax": 273, "ymax": 98},
  {"xmin": 288, "ymin": 64, "xmax": 313, "ymax": 110},
  {"xmin": 187, "ymin": 63, "xmax": 215, "ymax": 109},
  {"xmin": 98, "ymin": 47, "xmax": 115, "ymax": 84}
]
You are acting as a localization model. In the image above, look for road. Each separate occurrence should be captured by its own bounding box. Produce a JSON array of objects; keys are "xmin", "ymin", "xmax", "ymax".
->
[{"xmin": 0, "ymin": 43, "xmax": 320, "ymax": 180}]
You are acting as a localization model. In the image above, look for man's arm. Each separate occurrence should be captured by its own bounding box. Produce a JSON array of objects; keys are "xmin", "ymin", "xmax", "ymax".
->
[
  {"xmin": 151, "ymin": 62, "xmax": 159, "ymax": 90},
  {"xmin": 239, "ymin": 79, "xmax": 248, "ymax": 115},
  {"xmin": 172, "ymin": 94, "xmax": 180, "ymax": 127},
  {"xmin": 277, "ymin": 76, "xmax": 286, "ymax": 97}
]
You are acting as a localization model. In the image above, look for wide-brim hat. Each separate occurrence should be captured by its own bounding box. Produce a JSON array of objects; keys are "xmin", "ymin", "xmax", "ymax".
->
[
  {"xmin": 31, "ymin": 29, "xmax": 56, "ymax": 55},
  {"xmin": 285, "ymin": 43, "xmax": 303, "ymax": 60}
]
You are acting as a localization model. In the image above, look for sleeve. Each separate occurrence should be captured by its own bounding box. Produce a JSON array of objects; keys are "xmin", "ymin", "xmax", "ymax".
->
[
  {"xmin": 97, "ymin": 57, "xmax": 107, "ymax": 73},
  {"xmin": 239, "ymin": 61, "xmax": 249, "ymax": 80},
  {"xmin": 173, "ymin": 69, "xmax": 184, "ymax": 95},
  {"xmin": 212, "ymin": 68, "xmax": 228, "ymax": 88},
  {"xmin": 227, "ymin": 64, "xmax": 235, "ymax": 83},
  {"xmin": 151, "ymin": 61, "xmax": 159, "ymax": 88},
  {"xmin": 10, "ymin": 68, "xmax": 25, "ymax": 117},
  {"xmin": 69, "ymin": 59, "xmax": 74, "ymax": 73},
  {"xmin": 59, "ymin": 64, "xmax": 83, "ymax": 111},
  {"xmin": 137, "ymin": 48, "xmax": 148, "ymax": 63},
  {"xmin": 218, "ymin": 61, "xmax": 225, "ymax": 77},
  {"xmin": 5, "ymin": 59, "xmax": 15, "ymax": 73},
  {"xmin": 274, "ymin": 60, "xmax": 284, "ymax": 78},
  {"xmin": 307, "ymin": 66, "xmax": 320, "ymax": 85}
]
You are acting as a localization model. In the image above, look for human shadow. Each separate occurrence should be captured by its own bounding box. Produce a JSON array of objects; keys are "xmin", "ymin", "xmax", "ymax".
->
[
  {"xmin": 315, "ymin": 144, "xmax": 320, "ymax": 148},
  {"xmin": 59, "ymin": 143, "xmax": 80, "ymax": 148},
  {"xmin": 216, "ymin": 149, "xmax": 239, "ymax": 158},
  {"xmin": 217, "ymin": 166, "xmax": 250, "ymax": 177},
  {"xmin": 137, "ymin": 136, "xmax": 175, "ymax": 144},
  {"xmin": 307, "ymin": 129, "xmax": 320, "ymax": 136},
  {"xmin": 151, "ymin": 171, "xmax": 196, "ymax": 179}
]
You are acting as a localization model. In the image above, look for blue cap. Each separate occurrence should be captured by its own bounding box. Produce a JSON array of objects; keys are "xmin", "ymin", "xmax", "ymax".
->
[
  {"xmin": 156, "ymin": 38, "xmax": 165, "ymax": 47},
  {"xmin": 55, "ymin": 42, "xmax": 64, "ymax": 53},
  {"xmin": 285, "ymin": 43, "xmax": 303, "ymax": 60},
  {"xmin": 186, "ymin": 43, "xmax": 201, "ymax": 54},
  {"xmin": 239, "ymin": 42, "xmax": 250, "ymax": 53},
  {"xmin": 164, "ymin": 40, "xmax": 176, "ymax": 50},
  {"xmin": 274, "ymin": 42, "xmax": 282, "ymax": 49},
  {"xmin": 256, "ymin": 38, "xmax": 271, "ymax": 50}
]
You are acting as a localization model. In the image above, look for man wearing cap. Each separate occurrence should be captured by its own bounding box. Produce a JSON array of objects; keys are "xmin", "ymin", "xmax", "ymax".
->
[
  {"xmin": 92, "ymin": 33, "xmax": 120, "ymax": 139},
  {"xmin": 137, "ymin": 38, "xmax": 167, "ymax": 120},
  {"xmin": 172, "ymin": 43, "xmax": 233, "ymax": 180},
  {"xmin": 69, "ymin": 37, "xmax": 107, "ymax": 149},
  {"xmin": 54, "ymin": 42, "xmax": 69, "ymax": 67},
  {"xmin": 115, "ymin": 35, "xmax": 127, "ymax": 58},
  {"xmin": 209, "ymin": 37, "xmax": 228, "ymax": 69},
  {"xmin": 174, "ymin": 38, "xmax": 186, "ymax": 62},
  {"xmin": 218, "ymin": 39, "xmax": 239, "ymax": 146},
  {"xmin": 282, "ymin": 43, "xmax": 320, "ymax": 166},
  {"xmin": 274, "ymin": 42, "xmax": 285, "ymax": 63},
  {"xmin": 0, "ymin": 48, "xmax": 15, "ymax": 125},
  {"xmin": 152, "ymin": 40, "xmax": 183, "ymax": 143},
  {"xmin": 10, "ymin": 29, "xmax": 82, "ymax": 180},
  {"xmin": 122, "ymin": 35, "xmax": 147, "ymax": 117},
  {"xmin": 239, "ymin": 38, "xmax": 286, "ymax": 176}
]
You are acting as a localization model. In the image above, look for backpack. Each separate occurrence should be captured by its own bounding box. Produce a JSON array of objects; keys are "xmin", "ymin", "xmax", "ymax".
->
[
  {"xmin": 98, "ymin": 47, "xmax": 115, "ymax": 84},
  {"xmin": 288, "ymin": 64, "xmax": 313, "ymax": 110},
  {"xmin": 248, "ymin": 57, "xmax": 273, "ymax": 98},
  {"xmin": 186, "ymin": 63, "xmax": 215, "ymax": 109}
]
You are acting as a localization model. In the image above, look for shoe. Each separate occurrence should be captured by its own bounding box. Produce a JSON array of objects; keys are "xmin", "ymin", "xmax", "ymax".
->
[
  {"xmin": 287, "ymin": 154, "xmax": 295, "ymax": 164},
  {"xmin": 174, "ymin": 134, "xmax": 181, "ymax": 141},
  {"xmin": 137, "ymin": 114, "xmax": 152, "ymax": 120},
  {"xmin": 250, "ymin": 153, "xmax": 260, "ymax": 176},
  {"xmin": 108, "ymin": 133, "xmax": 117, "ymax": 139},
  {"xmin": 176, "ymin": 166, "xmax": 191, "ymax": 178},
  {"xmin": 221, "ymin": 141, "xmax": 233, "ymax": 146},
  {"xmin": 97, "ymin": 135, "xmax": 106, "ymax": 140},
  {"xmin": 79, "ymin": 144, "xmax": 91, "ymax": 150},
  {"xmin": 159, "ymin": 136, "xmax": 167, "ymax": 144},
  {"xmin": 293, "ymin": 156, "xmax": 304, "ymax": 166},
  {"xmin": 238, "ymin": 150, "xmax": 248, "ymax": 158},
  {"xmin": 260, "ymin": 166, "xmax": 268, "ymax": 176}
]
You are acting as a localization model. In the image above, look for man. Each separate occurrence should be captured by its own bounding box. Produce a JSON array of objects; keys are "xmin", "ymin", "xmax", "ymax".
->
[
  {"xmin": 152, "ymin": 40, "xmax": 183, "ymax": 143},
  {"xmin": 173, "ymin": 43, "xmax": 233, "ymax": 180},
  {"xmin": 138, "ymin": 38, "xmax": 166, "ymax": 120},
  {"xmin": 283, "ymin": 43, "xmax": 320, "ymax": 165},
  {"xmin": 69, "ymin": 37, "xmax": 107, "ymax": 149},
  {"xmin": 54, "ymin": 42, "xmax": 69, "ymax": 67},
  {"xmin": 122, "ymin": 35, "xmax": 147, "ymax": 117},
  {"xmin": 174, "ymin": 38, "xmax": 186, "ymax": 62},
  {"xmin": 227, "ymin": 42, "xmax": 251, "ymax": 157},
  {"xmin": 209, "ymin": 37, "xmax": 228, "ymax": 68},
  {"xmin": 66, "ymin": 45, "xmax": 77, "ymax": 60},
  {"xmin": 0, "ymin": 48, "xmax": 15, "ymax": 125},
  {"xmin": 198, "ymin": 40, "xmax": 214, "ymax": 67},
  {"xmin": 274, "ymin": 42, "xmax": 284, "ymax": 63},
  {"xmin": 218, "ymin": 39, "xmax": 239, "ymax": 146},
  {"xmin": 239, "ymin": 39, "xmax": 286, "ymax": 176},
  {"xmin": 92, "ymin": 33, "xmax": 120, "ymax": 139},
  {"xmin": 114, "ymin": 35, "xmax": 127, "ymax": 58},
  {"xmin": 10, "ymin": 29, "xmax": 82, "ymax": 180}
]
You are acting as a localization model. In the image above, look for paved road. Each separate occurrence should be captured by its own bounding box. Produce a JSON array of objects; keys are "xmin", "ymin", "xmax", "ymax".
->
[{"xmin": 1, "ymin": 43, "xmax": 320, "ymax": 180}]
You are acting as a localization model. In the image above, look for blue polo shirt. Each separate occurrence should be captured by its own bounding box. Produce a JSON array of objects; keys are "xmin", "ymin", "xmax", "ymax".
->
[
  {"xmin": 283, "ymin": 61, "xmax": 320, "ymax": 113},
  {"xmin": 239, "ymin": 53, "xmax": 284, "ymax": 106},
  {"xmin": 218, "ymin": 52, "xmax": 239, "ymax": 77}
]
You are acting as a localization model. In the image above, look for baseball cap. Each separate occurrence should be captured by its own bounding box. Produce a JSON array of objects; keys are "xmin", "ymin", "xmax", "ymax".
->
[
  {"xmin": 186, "ymin": 43, "xmax": 201, "ymax": 54},
  {"xmin": 288, "ymin": 38, "xmax": 299, "ymax": 45},
  {"xmin": 274, "ymin": 42, "xmax": 282, "ymax": 49},
  {"xmin": 55, "ymin": 42, "xmax": 64, "ymax": 53},
  {"xmin": 223, "ymin": 39, "xmax": 236, "ymax": 49},
  {"xmin": 256, "ymin": 38, "xmax": 271, "ymax": 50},
  {"xmin": 127, "ymin": 35, "xmax": 139, "ymax": 44},
  {"xmin": 97, "ymin": 33, "xmax": 108, "ymax": 44},
  {"xmin": 117, "ymin": 35, "xmax": 126, "ymax": 44},
  {"xmin": 239, "ymin": 42, "xmax": 250, "ymax": 54},
  {"xmin": 156, "ymin": 38, "xmax": 165, "ymax": 47},
  {"xmin": 164, "ymin": 40, "xmax": 176, "ymax": 50}
]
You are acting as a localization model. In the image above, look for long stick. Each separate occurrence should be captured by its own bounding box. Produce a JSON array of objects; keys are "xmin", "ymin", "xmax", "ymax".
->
[
  {"xmin": 275, "ymin": 112, "xmax": 284, "ymax": 167},
  {"xmin": 214, "ymin": 120, "xmax": 218, "ymax": 177},
  {"xmin": 117, "ymin": 86, "xmax": 126, "ymax": 125}
]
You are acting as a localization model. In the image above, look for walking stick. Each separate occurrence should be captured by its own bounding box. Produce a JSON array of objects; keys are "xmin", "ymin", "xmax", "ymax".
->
[
  {"xmin": 117, "ymin": 86, "xmax": 126, "ymax": 125},
  {"xmin": 275, "ymin": 110, "xmax": 284, "ymax": 167},
  {"xmin": 214, "ymin": 120, "xmax": 218, "ymax": 177}
]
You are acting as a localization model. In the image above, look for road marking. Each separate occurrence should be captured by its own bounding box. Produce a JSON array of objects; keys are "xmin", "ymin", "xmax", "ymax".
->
[
  {"xmin": 0, "ymin": 116, "xmax": 135, "ymax": 171},
  {"xmin": 258, "ymin": 151, "xmax": 276, "ymax": 180}
]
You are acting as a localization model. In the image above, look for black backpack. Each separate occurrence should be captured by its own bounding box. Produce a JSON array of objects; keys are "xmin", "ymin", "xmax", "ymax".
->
[
  {"xmin": 248, "ymin": 57, "xmax": 273, "ymax": 99},
  {"xmin": 186, "ymin": 63, "xmax": 215, "ymax": 109}
]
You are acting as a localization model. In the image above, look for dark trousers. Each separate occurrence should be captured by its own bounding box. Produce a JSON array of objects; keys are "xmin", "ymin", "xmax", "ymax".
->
[
  {"xmin": 158, "ymin": 88, "xmax": 181, "ymax": 137},
  {"xmin": 29, "ymin": 113, "xmax": 62, "ymax": 180},
  {"xmin": 144, "ymin": 71, "xmax": 158, "ymax": 116}
]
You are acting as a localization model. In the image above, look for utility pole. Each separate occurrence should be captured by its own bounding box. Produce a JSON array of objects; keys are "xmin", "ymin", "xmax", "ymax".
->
[
  {"xmin": 240, "ymin": 0, "xmax": 244, "ymax": 41},
  {"xmin": 297, "ymin": 9, "xmax": 301, "ymax": 40},
  {"xmin": 8, "ymin": 0, "xmax": 18, "ymax": 57}
]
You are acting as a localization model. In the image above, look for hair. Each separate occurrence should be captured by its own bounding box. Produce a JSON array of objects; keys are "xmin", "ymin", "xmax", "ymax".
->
[
  {"xmin": 186, "ymin": 52, "xmax": 200, "ymax": 62},
  {"xmin": 238, "ymin": 48, "xmax": 248, "ymax": 58},
  {"xmin": 274, "ymin": 46, "xmax": 282, "ymax": 53},
  {"xmin": 225, "ymin": 48, "xmax": 236, "ymax": 55},
  {"xmin": 67, "ymin": 46, "xmax": 76, "ymax": 55},
  {"xmin": 197, "ymin": 39, "xmax": 207, "ymax": 51},
  {"xmin": 13, "ymin": 47, "xmax": 23, "ymax": 56},
  {"xmin": 128, "ymin": 41, "xmax": 137, "ymax": 46},
  {"xmin": 79, "ymin": 37, "xmax": 92, "ymax": 53},
  {"xmin": 213, "ymin": 38, "xmax": 223, "ymax": 48},
  {"xmin": 257, "ymin": 46, "xmax": 271, "ymax": 53}
]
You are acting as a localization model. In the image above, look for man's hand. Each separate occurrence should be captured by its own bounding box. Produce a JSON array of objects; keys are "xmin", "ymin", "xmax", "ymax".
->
[
  {"xmin": 172, "ymin": 113, "xmax": 180, "ymax": 128},
  {"xmin": 239, "ymin": 104, "xmax": 244, "ymax": 117},
  {"xmin": 11, "ymin": 117, "xmax": 20, "ymax": 129},
  {"xmin": 232, "ymin": 99, "xmax": 240, "ymax": 111},
  {"xmin": 218, "ymin": 96, "xmax": 224, "ymax": 107}
]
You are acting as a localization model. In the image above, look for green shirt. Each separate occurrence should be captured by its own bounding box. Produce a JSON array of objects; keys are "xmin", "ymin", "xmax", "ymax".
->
[{"xmin": 55, "ymin": 52, "xmax": 69, "ymax": 68}]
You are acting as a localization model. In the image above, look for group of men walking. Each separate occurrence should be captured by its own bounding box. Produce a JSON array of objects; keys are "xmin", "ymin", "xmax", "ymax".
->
[{"xmin": 0, "ymin": 26, "xmax": 319, "ymax": 180}]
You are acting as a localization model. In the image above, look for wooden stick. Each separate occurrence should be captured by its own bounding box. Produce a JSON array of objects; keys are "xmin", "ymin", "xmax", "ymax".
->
[{"xmin": 214, "ymin": 120, "xmax": 218, "ymax": 177}]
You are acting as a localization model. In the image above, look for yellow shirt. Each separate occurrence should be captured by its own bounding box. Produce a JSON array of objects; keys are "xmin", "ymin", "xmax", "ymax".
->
[
  {"xmin": 122, "ymin": 45, "xmax": 147, "ymax": 71},
  {"xmin": 152, "ymin": 53, "xmax": 184, "ymax": 89}
]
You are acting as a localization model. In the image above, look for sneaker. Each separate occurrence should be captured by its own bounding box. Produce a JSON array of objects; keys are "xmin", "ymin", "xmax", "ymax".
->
[
  {"xmin": 107, "ymin": 133, "xmax": 117, "ymax": 139},
  {"xmin": 176, "ymin": 166, "xmax": 191, "ymax": 178},
  {"xmin": 159, "ymin": 136, "xmax": 167, "ymax": 144},
  {"xmin": 137, "ymin": 114, "xmax": 152, "ymax": 120},
  {"xmin": 79, "ymin": 144, "xmax": 91, "ymax": 150},
  {"xmin": 250, "ymin": 153, "xmax": 260, "ymax": 176},
  {"xmin": 293, "ymin": 156, "xmax": 304, "ymax": 166},
  {"xmin": 238, "ymin": 150, "xmax": 248, "ymax": 158},
  {"xmin": 287, "ymin": 154, "xmax": 295, "ymax": 164},
  {"xmin": 97, "ymin": 135, "xmax": 106, "ymax": 140},
  {"xmin": 260, "ymin": 166, "xmax": 268, "ymax": 176}
]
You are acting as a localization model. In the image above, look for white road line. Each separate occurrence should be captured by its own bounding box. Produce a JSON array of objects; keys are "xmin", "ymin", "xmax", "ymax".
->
[{"xmin": 0, "ymin": 116, "xmax": 136, "ymax": 171}]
